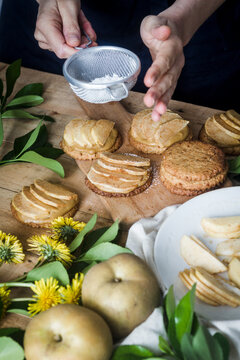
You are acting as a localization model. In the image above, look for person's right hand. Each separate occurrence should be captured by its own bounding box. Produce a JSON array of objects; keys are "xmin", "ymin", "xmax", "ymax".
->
[{"xmin": 35, "ymin": 0, "xmax": 97, "ymax": 58}]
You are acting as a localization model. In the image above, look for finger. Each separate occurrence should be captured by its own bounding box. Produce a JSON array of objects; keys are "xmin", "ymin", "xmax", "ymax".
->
[
  {"xmin": 144, "ymin": 40, "xmax": 183, "ymax": 87},
  {"xmin": 34, "ymin": 28, "xmax": 48, "ymax": 43},
  {"xmin": 38, "ymin": 41, "xmax": 51, "ymax": 51},
  {"xmin": 58, "ymin": 0, "xmax": 81, "ymax": 47},
  {"xmin": 152, "ymin": 85, "xmax": 177, "ymax": 121},
  {"xmin": 79, "ymin": 10, "xmax": 97, "ymax": 42},
  {"xmin": 152, "ymin": 25, "xmax": 171, "ymax": 41},
  {"xmin": 144, "ymin": 54, "xmax": 184, "ymax": 106}
]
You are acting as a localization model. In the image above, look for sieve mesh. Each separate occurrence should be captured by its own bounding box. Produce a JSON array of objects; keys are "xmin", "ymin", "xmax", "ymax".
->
[{"xmin": 63, "ymin": 46, "xmax": 140, "ymax": 103}]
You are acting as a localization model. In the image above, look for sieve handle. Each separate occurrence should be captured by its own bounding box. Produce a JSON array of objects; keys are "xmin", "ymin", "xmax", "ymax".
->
[
  {"xmin": 75, "ymin": 31, "xmax": 92, "ymax": 50},
  {"xmin": 107, "ymin": 83, "xmax": 128, "ymax": 101}
]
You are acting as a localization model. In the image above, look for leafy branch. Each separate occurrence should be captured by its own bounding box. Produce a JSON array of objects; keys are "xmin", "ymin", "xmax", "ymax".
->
[
  {"xmin": 112, "ymin": 285, "xmax": 230, "ymax": 360},
  {"xmin": 0, "ymin": 59, "xmax": 64, "ymax": 177}
]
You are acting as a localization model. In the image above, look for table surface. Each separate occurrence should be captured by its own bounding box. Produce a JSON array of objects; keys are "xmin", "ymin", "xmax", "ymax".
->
[{"xmin": 0, "ymin": 62, "xmax": 225, "ymax": 329}]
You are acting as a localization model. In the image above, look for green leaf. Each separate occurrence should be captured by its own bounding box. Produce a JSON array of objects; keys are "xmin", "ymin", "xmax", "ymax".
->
[
  {"xmin": 16, "ymin": 120, "xmax": 42, "ymax": 156},
  {"xmin": 167, "ymin": 316, "xmax": 181, "ymax": 357},
  {"xmin": 7, "ymin": 309, "xmax": 30, "ymax": 317},
  {"xmin": 17, "ymin": 151, "xmax": 65, "ymax": 177},
  {"xmin": 6, "ymin": 95, "xmax": 44, "ymax": 109},
  {"xmin": 79, "ymin": 243, "xmax": 132, "ymax": 262},
  {"xmin": 14, "ymin": 83, "xmax": 43, "ymax": 98},
  {"xmin": 0, "ymin": 79, "xmax": 3, "ymax": 100},
  {"xmin": 2, "ymin": 109, "xmax": 43, "ymax": 120},
  {"xmin": 158, "ymin": 336, "xmax": 174, "ymax": 356},
  {"xmin": 213, "ymin": 333, "xmax": 229, "ymax": 360},
  {"xmin": 181, "ymin": 333, "xmax": 199, "ymax": 360},
  {"xmin": 165, "ymin": 286, "xmax": 175, "ymax": 322},
  {"xmin": 69, "ymin": 213, "xmax": 97, "ymax": 252},
  {"xmin": 111, "ymin": 345, "xmax": 155, "ymax": 359},
  {"xmin": 30, "ymin": 113, "xmax": 55, "ymax": 122},
  {"xmin": 228, "ymin": 157, "xmax": 240, "ymax": 173},
  {"xmin": 174, "ymin": 285, "xmax": 195, "ymax": 344},
  {"xmin": 13, "ymin": 124, "xmax": 48, "ymax": 156},
  {"xmin": 93, "ymin": 220, "xmax": 119, "ymax": 247},
  {"xmin": 0, "ymin": 114, "xmax": 3, "ymax": 146},
  {"xmin": 81, "ymin": 227, "xmax": 109, "ymax": 253},
  {"xmin": 192, "ymin": 326, "xmax": 223, "ymax": 360},
  {"xmin": 25, "ymin": 261, "xmax": 69, "ymax": 285},
  {"xmin": 0, "ymin": 337, "xmax": 24, "ymax": 360},
  {"xmin": 34, "ymin": 146, "xmax": 64, "ymax": 159},
  {"xmin": 0, "ymin": 328, "xmax": 24, "ymax": 347},
  {"xmin": 5, "ymin": 59, "xmax": 22, "ymax": 99}
]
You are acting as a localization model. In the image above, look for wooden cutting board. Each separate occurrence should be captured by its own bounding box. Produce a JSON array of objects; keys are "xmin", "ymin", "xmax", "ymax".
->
[{"xmin": 75, "ymin": 98, "xmax": 231, "ymax": 226}]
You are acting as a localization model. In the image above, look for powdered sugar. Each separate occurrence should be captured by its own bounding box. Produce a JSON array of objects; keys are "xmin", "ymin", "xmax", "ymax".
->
[{"xmin": 90, "ymin": 73, "xmax": 125, "ymax": 84}]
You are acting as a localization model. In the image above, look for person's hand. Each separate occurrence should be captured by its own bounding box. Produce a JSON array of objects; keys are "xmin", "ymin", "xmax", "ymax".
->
[
  {"xmin": 140, "ymin": 15, "xmax": 185, "ymax": 121},
  {"xmin": 35, "ymin": 0, "xmax": 97, "ymax": 58}
]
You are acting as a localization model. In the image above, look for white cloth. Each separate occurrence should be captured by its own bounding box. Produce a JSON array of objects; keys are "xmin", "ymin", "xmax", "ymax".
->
[{"xmin": 121, "ymin": 205, "xmax": 240, "ymax": 360}]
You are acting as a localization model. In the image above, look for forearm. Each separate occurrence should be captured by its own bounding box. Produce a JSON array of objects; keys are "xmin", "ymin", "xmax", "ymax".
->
[{"xmin": 159, "ymin": 0, "xmax": 226, "ymax": 46}]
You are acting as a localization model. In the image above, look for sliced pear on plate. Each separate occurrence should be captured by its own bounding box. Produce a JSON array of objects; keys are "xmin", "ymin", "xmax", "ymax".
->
[
  {"xmin": 228, "ymin": 258, "xmax": 240, "ymax": 288},
  {"xmin": 201, "ymin": 216, "xmax": 240, "ymax": 239},
  {"xmin": 216, "ymin": 239, "xmax": 240, "ymax": 256},
  {"xmin": 180, "ymin": 235, "xmax": 227, "ymax": 273}
]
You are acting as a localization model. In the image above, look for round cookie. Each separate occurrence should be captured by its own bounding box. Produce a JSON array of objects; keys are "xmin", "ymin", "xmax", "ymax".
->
[{"xmin": 160, "ymin": 141, "xmax": 228, "ymax": 196}]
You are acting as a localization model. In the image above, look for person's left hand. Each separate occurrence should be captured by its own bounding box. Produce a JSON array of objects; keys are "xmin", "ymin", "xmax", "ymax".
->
[{"xmin": 141, "ymin": 15, "xmax": 185, "ymax": 121}]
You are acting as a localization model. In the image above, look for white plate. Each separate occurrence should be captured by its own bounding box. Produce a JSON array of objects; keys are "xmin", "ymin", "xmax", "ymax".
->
[{"xmin": 154, "ymin": 186, "xmax": 240, "ymax": 321}]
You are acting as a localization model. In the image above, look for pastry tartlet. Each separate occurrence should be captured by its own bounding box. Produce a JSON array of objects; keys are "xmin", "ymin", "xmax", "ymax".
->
[
  {"xmin": 160, "ymin": 141, "xmax": 228, "ymax": 196},
  {"xmin": 85, "ymin": 152, "xmax": 152, "ymax": 197},
  {"xmin": 11, "ymin": 179, "xmax": 79, "ymax": 228},
  {"xmin": 199, "ymin": 110, "xmax": 240, "ymax": 155},
  {"xmin": 61, "ymin": 118, "xmax": 122, "ymax": 160},
  {"xmin": 129, "ymin": 109, "xmax": 192, "ymax": 154}
]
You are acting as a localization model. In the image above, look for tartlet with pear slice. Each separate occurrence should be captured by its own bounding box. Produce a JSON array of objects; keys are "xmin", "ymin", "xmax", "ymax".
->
[
  {"xmin": 129, "ymin": 109, "xmax": 192, "ymax": 154},
  {"xmin": 61, "ymin": 118, "xmax": 122, "ymax": 160},
  {"xmin": 199, "ymin": 109, "xmax": 240, "ymax": 155},
  {"xmin": 11, "ymin": 179, "xmax": 79, "ymax": 228},
  {"xmin": 85, "ymin": 152, "xmax": 152, "ymax": 197}
]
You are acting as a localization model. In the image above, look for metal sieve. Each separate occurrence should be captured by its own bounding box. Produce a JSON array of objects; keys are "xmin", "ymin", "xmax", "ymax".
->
[{"xmin": 63, "ymin": 46, "xmax": 141, "ymax": 103}]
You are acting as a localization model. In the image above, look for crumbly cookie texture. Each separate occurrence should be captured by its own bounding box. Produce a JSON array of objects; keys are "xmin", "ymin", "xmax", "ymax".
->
[
  {"xmin": 129, "ymin": 108, "xmax": 191, "ymax": 154},
  {"xmin": 85, "ymin": 152, "xmax": 152, "ymax": 197},
  {"xmin": 61, "ymin": 118, "xmax": 122, "ymax": 160},
  {"xmin": 198, "ymin": 110, "xmax": 240, "ymax": 155},
  {"xmin": 11, "ymin": 179, "xmax": 79, "ymax": 228},
  {"xmin": 160, "ymin": 141, "xmax": 228, "ymax": 196}
]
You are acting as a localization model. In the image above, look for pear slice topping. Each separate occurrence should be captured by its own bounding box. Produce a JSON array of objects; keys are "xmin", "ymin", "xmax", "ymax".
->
[
  {"xmin": 34, "ymin": 179, "xmax": 77, "ymax": 200},
  {"xmin": 91, "ymin": 120, "xmax": 115, "ymax": 146},
  {"xmin": 12, "ymin": 193, "xmax": 49, "ymax": 220},
  {"xmin": 22, "ymin": 186, "xmax": 55, "ymax": 213},
  {"xmin": 99, "ymin": 152, "xmax": 150, "ymax": 167}
]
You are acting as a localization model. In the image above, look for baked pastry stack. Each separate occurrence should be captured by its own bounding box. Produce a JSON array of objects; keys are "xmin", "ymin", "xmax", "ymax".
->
[
  {"xmin": 199, "ymin": 109, "xmax": 240, "ymax": 155},
  {"xmin": 160, "ymin": 141, "xmax": 228, "ymax": 196},
  {"xmin": 85, "ymin": 152, "xmax": 152, "ymax": 197},
  {"xmin": 11, "ymin": 179, "xmax": 79, "ymax": 228},
  {"xmin": 129, "ymin": 109, "xmax": 192, "ymax": 154},
  {"xmin": 61, "ymin": 118, "xmax": 122, "ymax": 160}
]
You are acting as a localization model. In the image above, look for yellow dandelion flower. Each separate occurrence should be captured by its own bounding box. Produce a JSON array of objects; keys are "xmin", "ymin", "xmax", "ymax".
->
[
  {"xmin": 0, "ymin": 231, "xmax": 25, "ymax": 265},
  {"xmin": 51, "ymin": 217, "xmax": 86, "ymax": 242},
  {"xmin": 28, "ymin": 277, "xmax": 61, "ymax": 316},
  {"xmin": 59, "ymin": 273, "xmax": 84, "ymax": 304},
  {"xmin": 27, "ymin": 235, "xmax": 73, "ymax": 267},
  {"xmin": 0, "ymin": 286, "xmax": 11, "ymax": 319}
]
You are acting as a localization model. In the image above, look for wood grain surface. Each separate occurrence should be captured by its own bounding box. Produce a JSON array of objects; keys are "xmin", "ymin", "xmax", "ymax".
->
[{"xmin": 0, "ymin": 62, "xmax": 229, "ymax": 329}]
